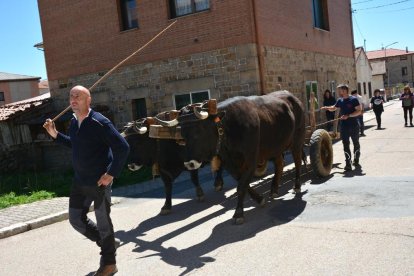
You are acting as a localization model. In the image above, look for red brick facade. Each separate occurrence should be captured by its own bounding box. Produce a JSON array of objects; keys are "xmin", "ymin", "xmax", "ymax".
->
[{"xmin": 38, "ymin": 0, "xmax": 353, "ymax": 81}]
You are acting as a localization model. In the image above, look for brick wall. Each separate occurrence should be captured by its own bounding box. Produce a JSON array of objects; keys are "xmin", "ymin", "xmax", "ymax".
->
[
  {"xmin": 38, "ymin": 0, "xmax": 255, "ymax": 81},
  {"xmin": 255, "ymin": 0, "xmax": 354, "ymax": 58}
]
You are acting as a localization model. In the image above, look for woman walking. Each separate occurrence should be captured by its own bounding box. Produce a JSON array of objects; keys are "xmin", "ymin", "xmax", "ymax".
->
[
  {"xmin": 370, "ymin": 89, "xmax": 385, "ymax": 129},
  {"xmin": 323, "ymin": 89, "xmax": 336, "ymax": 131},
  {"xmin": 400, "ymin": 85, "xmax": 413, "ymax": 127}
]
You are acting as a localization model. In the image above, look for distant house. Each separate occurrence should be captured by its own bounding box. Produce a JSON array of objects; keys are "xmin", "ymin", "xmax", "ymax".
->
[
  {"xmin": 367, "ymin": 48, "xmax": 414, "ymax": 89},
  {"xmin": 371, "ymin": 61, "xmax": 386, "ymax": 93},
  {"xmin": 39, "ymin": 79, "xmax": 50, "ymax": 95},
  {"xmin": 354, "ymin": 47, "xmax": 372, "ymax": 107},
  {"xmin": 0, "ymin": 72, "xmax": 41, "ymax": 106}
]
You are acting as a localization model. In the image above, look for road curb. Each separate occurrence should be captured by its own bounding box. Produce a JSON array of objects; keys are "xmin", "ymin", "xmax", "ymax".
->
[{"xmin": 0, "ymin": 200, "xmax": 121, "ymax": 239}]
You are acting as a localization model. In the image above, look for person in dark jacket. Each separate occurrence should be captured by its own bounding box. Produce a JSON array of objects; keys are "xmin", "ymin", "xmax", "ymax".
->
[
  {"xmin": 323, "ymin": 89, "xmax": 336, "ymax": 131},
  {"xmin": 370, "ymin": 89, "xmax": 385, "ymax": 129},
  {"xmin": 43, "ymin": 85, "xmax": 129, "ymax": 276},
  {"xmin": 322, "ymin": 84, "xmax": 362, "ymax": 171},
  {"xmin": 400, "ymin": 85, "xmax": 414, "ymax": 127}
]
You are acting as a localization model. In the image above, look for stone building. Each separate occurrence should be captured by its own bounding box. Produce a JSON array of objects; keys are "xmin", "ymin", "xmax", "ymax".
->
[
  {"xmin": 367, "ymin": 48, "xmax": 414, "ymax": 90},
  {"xmin": 38, "ymin": 0, "xmax": 356, "ymax": 127}
]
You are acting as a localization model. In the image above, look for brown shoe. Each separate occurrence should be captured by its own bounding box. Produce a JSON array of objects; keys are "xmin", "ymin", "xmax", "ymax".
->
[{"xmin": 93, "ymin": 264, "xmax": 118, "ymax": 276}]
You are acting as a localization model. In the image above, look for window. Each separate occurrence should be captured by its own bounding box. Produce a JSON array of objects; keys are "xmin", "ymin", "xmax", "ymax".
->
[
  {"xmin": 0, "ymin": 91, "xmax": 4, "ymax": 102},
  {"xmin": 174, "ymin": 90, "xmax": 210, "ymax": 110},
  {"xmin": 305, "ymin": 81, "xmax": 319, "ymax": 111},
  {"xmin": 132, "ymin": 98, "xmax": 147, "ymax": 120},
  {"xmin": 363, "ymin": 82, "xmax": 366, "ymax": 95},
  {"xmin": 329, "ymin": 81, "xmax": 336, "ymax": 99},
  {"xmin": 400, "ymin": 55, "xmax": 408, "ymax": 61},
  {"xmin": 368, "ymin": 82, "xmax": 372, "ymax": 98},
  {"xmin": 357, "ymin": 82, "xmax": 362, "ymax": 95},
  {"xmin": 169, "ymin": 0, "xmax": 210, "ymax": 18},
  {"xmin": 119, "ymin": 0, "xmax": 138, "ymax": 31},
  {"xmin": 402, "ymin": 67, "xmax": 408, "ymax": 76},
  {"xmin": 312, "ymin": 0, "xmax": 329, "ymax": 31}
]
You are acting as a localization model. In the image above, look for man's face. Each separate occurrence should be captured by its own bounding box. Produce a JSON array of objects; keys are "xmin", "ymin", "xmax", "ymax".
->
[
  {"xmin": 70, "ymin": 88, "xmax": 91, "ymax": 113},
  {"xmin": 338, "ymin": 88, "xmax": 348, "ymax": 97}
]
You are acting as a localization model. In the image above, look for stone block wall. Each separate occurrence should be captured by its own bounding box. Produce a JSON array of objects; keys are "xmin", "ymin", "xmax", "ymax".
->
[{"xmin": 50, "ymin": 43, "xmax": 261, "ymax": 128}]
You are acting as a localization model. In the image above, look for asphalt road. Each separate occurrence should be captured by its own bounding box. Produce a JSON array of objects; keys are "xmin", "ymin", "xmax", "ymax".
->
[{"xmin": 0, "ymin": 102, "xmax": 413, "ymax": 276}]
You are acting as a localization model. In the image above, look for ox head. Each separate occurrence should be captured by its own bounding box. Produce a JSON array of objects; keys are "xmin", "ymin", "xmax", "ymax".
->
[
  {"xmin": 161, "ymin": 100, "xmax": 225, "ymax": 170},
  {"xmin": 121, "ymin": 117, "xmax": 157, "ymax": 171}
]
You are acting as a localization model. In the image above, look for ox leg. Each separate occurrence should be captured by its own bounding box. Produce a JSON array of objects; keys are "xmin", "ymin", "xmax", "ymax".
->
[
  {"xmin": 292, "ymin": 148, "xmax": 302, "ymax": 193},
  {"xmin": 247, "ymin": 186, "xmax": 265, "ymax": 207},
  {"xmin": 160, "ymin": 175, "xmax": 172, "ymax": 215},
  {"xmin": 270, "ymin": 155, "xmax": 284, "ymax": 198},
  {"xmin": 233, "ymin": 172, "xmax": 255, "ymax": 225},
  {"xmin": 190, "ymin": 169, "xmax": 205, "ymax": 201},
  {"xmin": 213, "ymin": 167, "xmax": 224, "ymax": 192}
]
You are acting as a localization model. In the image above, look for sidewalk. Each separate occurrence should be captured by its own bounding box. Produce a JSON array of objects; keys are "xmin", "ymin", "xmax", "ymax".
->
[{"xmin": 0, "ymin": 100, "xmax": 398, "ymax": 239}]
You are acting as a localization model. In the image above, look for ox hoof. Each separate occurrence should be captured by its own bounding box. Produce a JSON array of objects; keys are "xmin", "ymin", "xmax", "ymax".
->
[
  {"xmin": 293, "ymin": 188, "xmax": 301, "ymax": 194},
  {"xmin": 159, "ymin": 208, "xmax": 171, "ymax": 216},
  {"xmin": 234, "ymin": 217, "xmax": 245, "ymax": 225},
  {"xmin": 269, "ymin": 193, "xmax": 278, "ymax": 199},
  {"xmin": 197, "ymin": 195, "xmax": 205, "ymax": 202},
  {"xmin": 259, "ymin": 198, "xmax": 266, "ymax": 208},
  {"xmin": 215, "ymin": 185, "xmax": 223, "ymax": 192}
]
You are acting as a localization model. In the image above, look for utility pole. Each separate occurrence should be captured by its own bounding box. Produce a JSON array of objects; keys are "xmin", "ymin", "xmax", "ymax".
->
[{"xmin": 383, "ymin": 41, "xmax": 398, "ymax": 95}]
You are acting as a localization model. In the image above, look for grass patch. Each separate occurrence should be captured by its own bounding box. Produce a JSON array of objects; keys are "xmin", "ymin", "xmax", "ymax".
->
[
  {"xmin": 0, "ymin": 191, "xmax": 55, "ymax": 209},
  {"xmin": 0, "ymin": 167, "xmax": 152, "ymax": 209}
]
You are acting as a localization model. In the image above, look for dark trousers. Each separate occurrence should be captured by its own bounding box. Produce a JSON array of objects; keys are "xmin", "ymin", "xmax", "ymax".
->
[
  {"xmin": 374, "ymin": 110, "xmax": 383, "ymax": 128},
  {"xmin": 341, "ymin": 126, "xmax": 360, "ymax": 163},
  {"xmin": 326, "ymin": 111, "xmax": 335, "ymax": 131},
  {"xmin": 357, "ymin": 115, "xmax": 364, "ymax": 134},
  {"xmin": 69, "ymin": 184, "xmax": 116, "ymax": 265},
  {"xmin": 403, "ymin": 106, "xmax": 413, "ymax": 124}
]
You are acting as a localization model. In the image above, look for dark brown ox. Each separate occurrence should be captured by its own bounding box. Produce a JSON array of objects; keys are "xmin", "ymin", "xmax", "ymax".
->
[
  {"xmin": 166, "ymin": 91, "xmax": 305, "ymax": 224},
  {"xmin": 121, "ymin": 117, "xmax": 224, "ymax": 215}
]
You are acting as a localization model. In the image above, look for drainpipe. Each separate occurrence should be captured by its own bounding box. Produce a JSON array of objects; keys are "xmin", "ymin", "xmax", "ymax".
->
[
  {"xmin": 349, "ymin": 0, "xmax": 357, "ymax": 87},
  {"xmin": 251, "ymin": 0, "xmax": 265, "ymax": 95},
  {"xmin": 411, "ymin": 53, "xmax": 414, "ymax": 86}
]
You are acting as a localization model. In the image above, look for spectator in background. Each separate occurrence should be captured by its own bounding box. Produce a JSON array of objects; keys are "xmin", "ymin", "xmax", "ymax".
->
[
  {"xmin": 400, "ymin": 85, "xmax": 414, "ymax": 127},
  {"xmin": 370, "ymin": 89, "xmax": 385, "ymax": 130},
  {"xmin": 351, "ymin": 90, "xmax": 365, "ymax": 136},
  {"xmin": 323, "ymin": 89, "xmax": 336, "ymax": 131}
]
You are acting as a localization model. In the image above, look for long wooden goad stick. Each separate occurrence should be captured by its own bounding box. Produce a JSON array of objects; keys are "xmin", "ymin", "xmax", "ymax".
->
[{"xmin": 52, "ymin": 20, "xmax": 177, "ymax": 122}]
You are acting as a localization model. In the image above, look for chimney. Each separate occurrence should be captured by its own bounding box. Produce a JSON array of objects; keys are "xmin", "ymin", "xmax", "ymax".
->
[{"xmin": 406, "ymin": 47, "xmax": 409, "ymax": 53}]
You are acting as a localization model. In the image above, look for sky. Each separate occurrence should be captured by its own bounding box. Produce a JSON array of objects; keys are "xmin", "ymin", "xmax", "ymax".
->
[{"xmin": 0, "ymin": 1, "xmax": 413, "ymax": 80}]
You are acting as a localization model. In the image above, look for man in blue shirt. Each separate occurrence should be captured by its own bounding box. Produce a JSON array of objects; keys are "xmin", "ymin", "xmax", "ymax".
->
[
  {"xmin": 43, "ymin": 85, "xmax": 129, "ymax": 276},
  {"xmin": 322, "ymin": 84, "xmax": 362, "ymax": 171}
]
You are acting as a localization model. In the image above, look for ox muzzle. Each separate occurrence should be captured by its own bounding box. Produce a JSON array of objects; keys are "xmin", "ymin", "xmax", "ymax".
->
[
  {"xmin": 184, "ymin": 160, "xmax": 202, "ymax": 170},
  {"xmin": 128, "ymin": 163, "xmax": 143, "ymax": 171}
]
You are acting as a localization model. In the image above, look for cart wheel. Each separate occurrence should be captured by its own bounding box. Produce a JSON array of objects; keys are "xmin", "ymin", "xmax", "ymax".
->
[
  {"xmin": 254, "ymin": 161, "xmax": 268, "ymax": 177},
  {"xmin": 309, "ymin": 129, "xmax": 333, "ymax": 177}
]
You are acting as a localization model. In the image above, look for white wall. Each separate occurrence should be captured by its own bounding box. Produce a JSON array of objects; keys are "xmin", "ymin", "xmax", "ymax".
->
[{"xmin": 355, "ymin": 51, "xmax": 372, "ymax": 107}]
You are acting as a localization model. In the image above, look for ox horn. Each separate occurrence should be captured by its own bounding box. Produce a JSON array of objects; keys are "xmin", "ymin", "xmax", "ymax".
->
[
  {"xmin": 154, "ymin": 111, "xmax": 179, "ymax": 127},
  {"xmin": 137, "ymin": 126, "xmax": 148, "ymax": 134},
  {"xmin": 194, "ymin": 106, "xmax": 209, "ymax": 120}
]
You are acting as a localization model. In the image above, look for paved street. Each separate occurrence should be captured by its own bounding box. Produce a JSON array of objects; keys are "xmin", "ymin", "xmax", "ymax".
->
[{"xmin": 0, "ymin": 101, "xmax": 413, "ymax": 276}]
